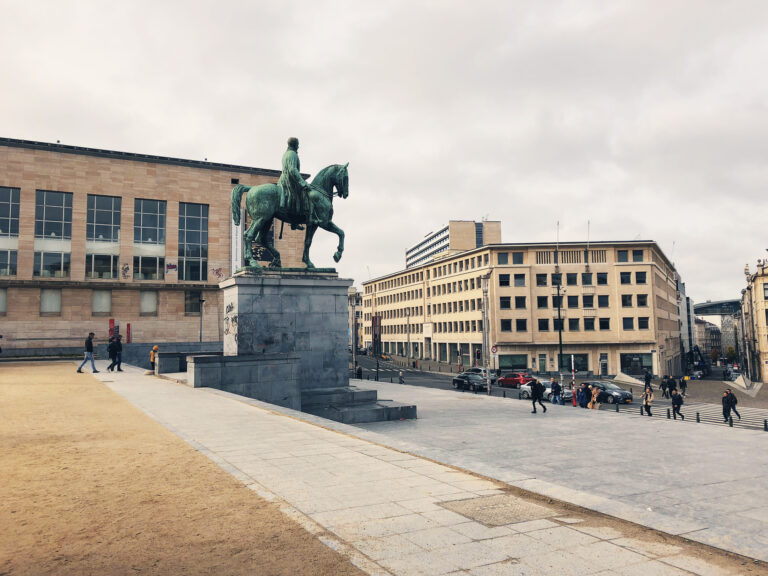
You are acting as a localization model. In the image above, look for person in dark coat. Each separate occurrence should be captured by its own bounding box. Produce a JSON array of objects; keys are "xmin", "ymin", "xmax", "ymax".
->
[
  {"xmin": 644, "ymin": 370, "xmax": 652, "ymax": 388},
  {"xmin": 530, "ymin": 379, "xmax": 547, "ymax": 414},
  {"xmin": 77, "ymin": 332, "xmax": 99, "ymax": 373},
  {"xmin": 107, "ymin": 336, "xmax": 118, "ymax": 371},
  {"xmin": 577, "ymin": 383, "xmax": 589, "ymax": 408},
  {"xmin": 114, "ymin": 334, "xmax": 123, "ymax": 371},
  {"xmin": 668, "ymin": 377, "xmax": 677, "ymax": 396},
  {"xmin": 660, "ymin": 376, "xmax": 669, "ymax": 399},
  {"xmin": 671, "ymin": 389, "xmax": 684, "ymax": 420},
  {"xmin": 679, "ymin": 376, "xmax": 687, "ymax": 397},
  {"xmin": 722, "ymin": 390, "xmax": 732, "ymax": 422},
  {"xmin": 550, "ymin": 377, "xmax": 562, "ymax": 405},
  {"xmin": 726, "ymin": 389, "xmax": 741, "ymax": 420}
]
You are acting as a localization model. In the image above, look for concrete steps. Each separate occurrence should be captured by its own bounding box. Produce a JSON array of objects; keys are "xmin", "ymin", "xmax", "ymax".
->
[{"xmin": 301, "ymin": 386, "xmax": 417, "ymax": 424}]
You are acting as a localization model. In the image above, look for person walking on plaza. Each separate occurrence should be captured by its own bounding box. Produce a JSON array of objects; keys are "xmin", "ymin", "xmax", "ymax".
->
[
  {"xmin": 668, "ymin": 376, "xmax": 677, "ymax": 397},
  {"xmin": 642, "ymin": 385, "xmax": 654, "ymax": 417},
  {"xmin": 114, "ymin": 334, "xmax": 123, "ymax": 371},
  {"xmin": 550, "ymin": 377, "xmax": 562, "ymax": 405},
  {"xmin": 660, "ymin": 376, "xmax": 669, "ymax": 399},
  {"xmin": 77, "ymin": 332, "xmax": 99, "ymax": 373},
  {"xmin": 671, "ymin": 389, "xmax": 684, "ymax": 420},
  {"xmin": 398, "ymin": 370, "xmax": 404, "ymax": 384},
  {"xmin": 644, "ymin": 370, "xmax": 652, "ymax": 389},
  {"xmin": 530, "ymin": 379, "xmax": 547, "ymax": 414},
  {"xmin": 679, "ymin": 376, "xmax": 687, "ymax": 397},
  {"xmin": 150, "ymin": 345, "xmax": 159, "ymax": 372},
  {"xmin": 107, "ymin": 336, "xmax": 118, "ymax": 372},
  {"xmin": 726, "ymin": 389, "xmax": 741, "ymax": 421}
]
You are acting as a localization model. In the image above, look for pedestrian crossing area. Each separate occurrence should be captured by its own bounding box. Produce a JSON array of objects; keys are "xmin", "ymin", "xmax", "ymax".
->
[{"xmin": 607, "ymin": 398, "xmax": 768, "ymax": 430}]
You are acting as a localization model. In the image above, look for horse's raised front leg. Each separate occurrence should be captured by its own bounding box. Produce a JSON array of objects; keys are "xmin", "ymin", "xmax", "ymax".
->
[
  {"xmin": 320, "ymin": 221, "xmax": 345, "ymax": 263},
  {"xmin": 302, "ymin": 225, "xmax": 318, "ymax": 269}
]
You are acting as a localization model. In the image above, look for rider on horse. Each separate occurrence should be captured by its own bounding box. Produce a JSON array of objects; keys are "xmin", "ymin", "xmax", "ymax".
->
[{"xmin": 278, "ymin": 137, "xmax": 319, "ymax": 230}]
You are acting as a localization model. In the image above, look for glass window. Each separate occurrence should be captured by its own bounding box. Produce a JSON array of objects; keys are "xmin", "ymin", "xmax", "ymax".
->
[
  {"xmin": 514, "ymin": 274, "xmax": 525, "ymax": 287},
  {"xmin": 133, "ymin": 256, "xmax": 165, "ymax": 280},
  {"xmin": 512, "ymin": 252, "xmax": 523, "ymax": 265},
  {"xmin": 497, "ymin": 252, "xmax": 508, "ymax": 265},
  {"xmin": 498, "ymin": 274, "xmax": 510, "ymax": 287},
  {"xmin": 140, "ymin": 291, "xmax": 158, "ymax": 316},
  {"xmin": 620, "ymin": 271, "xmax": 632, "ymax": 284},
  {"xmin": 501, "ymin": 319, "xmax": 512, "ymax": 332},
  {"xmin": 87, "ymin": 195, "xmax": 121, "ymax": 242},
  {"xmin": 0, "ymin": 187, "xmax": 20, "ymax": 237},
  {"xmin": 35, "ymin": 190, "xmax": 73, "ymax": 239},
  {"xmin": 622, "ymin": 294, "xmax": 633, "ymax": 307},
  {"xmin": 599, "ymin": 317, "xmax": 610, "ymax": 330},
  {"xmin": 598, "ymin": 295, "xmax": 609, "ymax": 307},
  {"xmin": 179, "ymin": 202, "xmax": 208, "ymax": 281},
  {"xmin": 581, "ymin": 273, "xmax": 593, "ymax": 286},
  {"xmin": 559, "ymin": 353, "xmax": 588, "ymax": 371},
  {"xmin": 515, "ymin": 296, "xmax": 526, "ymax": 309},
  {"xmin": 597, "ymin": 273, "xmax": 608, "ymax": 285},
  {"xmin": 0, "ymin": 250, "xmax": 18, "ymax": 276},
  {"xmin": 584, "ymin": 317, "xmax": 595, "ymax": 331},
  {"xmin": 537, "ymin": 296, "xmax": 548, "ymax": 308},
  {"xmin": 617, "ymin": 250, "xmax": 628, "ymax": 262},
  {"xmin": 568, "ymin": 318, "xmax": 579, "ymax": 331},
  {"xmin": 40, "ymin": 288, "xmax": 61, "ymax": 315},
  {"xmin": 516, "ymin": 319, "xmax": 527, "ymax": 332},
  {"xmin": 552, "ymin": 295, "xmax": 563, "ymax": 308},
  {"xmin": 551, "ymin": 273, "xmax": 562, "ymax": 286},
  {"xmin": 34, "ymin": 252, "xmax": 70, "ymax": 278},
  {"xmin": 134, "ymin": 199, "xmax": 166, "ymax": 244},
  {"xmin": 85, "ymin": 254, "xmax": 119, "ymax": 279},
  {"xmin": 638, "ymin": 317, "xmax": 649, "ymax": 330},
  {"xmin": 0, "ymin": 287, "xmax": 6, "ymax": 314},
  {"xmin": 623, "ymin": 317, "xmax": 634, "ymax": 330},
  {"xmin": 92, "ymin": 290, "xmax": 112, "ymax": 314},
  {"xmin": 185, "ymin": 290, "xmax": 203, "ymax": 314},
  {"xmin": 620, "ymin": 353, "xmax": 652, "ymax": 374},
  {"xmin": 538, "ymin": 319, "xmax": 549, "ymax": 331},
  {"xmin": 553, "ymin": 318, "xmax": 564, "ymax": 331},
  {"xmin": 764, "ymin": 284, "xmax": 768, "ymax": 300},
  {"xmin": 583, "ymin": 294, "xmax": 594, "ymax": 308},
  {"xmin": 536, "ymin": 274, "xmax": 548, "ymax": 287},
  {"xmin": 632, "ymin": 249, "xmax": 644, "ymax": 262},
  {"xmin": 566, "ymin": 273, "xmax": 577, "ymax": 286},
  {"xmin": 500, "ymin": 296, "xmax": 511, "ymax": 309},
  {"xmin": 635, "ymin": 271, "xmax": 647, "ymax": 284},
  {"xmin": 637, "ymin": 294, "xmax": 648, "ymax": 307},
  {"xmin": 567, "ymin": 295, "xmax": 579, "ymax": 308}
]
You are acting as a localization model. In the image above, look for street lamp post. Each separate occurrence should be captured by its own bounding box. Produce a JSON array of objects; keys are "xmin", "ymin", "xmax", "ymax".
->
[
  {"xmin": 348, "ymin": 287, "xmax": 357, "ymax": 377},
  {"xmin": 198, "ymin": 297, "xmax": 206, "ymax": 343},
  {"xmin": 555, "ymin": 283, "xmax": 565, "ymax": 385},
  {"xmin": 406, "ymin": 307, "xmax": 411, "ymax": 362},
  {"xmin": 481, "ymin": 272, "xmax": 492, "ymax": 395}
]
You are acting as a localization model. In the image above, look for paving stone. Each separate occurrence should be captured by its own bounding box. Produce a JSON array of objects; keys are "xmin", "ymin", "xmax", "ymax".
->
[
  {"xmin": 351, "ymin": 534, "xmax": 424, "ymax": 561},
  {"xmin": 572, "ymin": 525, "xmax": 625, "ymax": 540},
  {"xmin": 609, "ymin": 537, "xmax": 682, "ymax": 558},
  {"xmin": 505, "ymin": 519, "xmax": 560, "ymax": 533},
  {"xmin": 619, "ymin": 560, "xmax": 696, "ymax": 576},
  {"xmin": 378, "ymin": 549, "xmax": 462, "ymax": 576},
  {"xmin": 660, "ymin": 554, "xmax": 739, "ymax": 576},
  {"xmin": 402, "ymin": 526, "xmax": 473, "ymax": 551},
  {"xmin": 569, "ymin": 541, "xmax": 648, "ymax": 571},
  {"xmin": 518, "ymin": 549, "xmax": 603, "ymax": 576},
  {"xmin": 450, "ymin": 521, "xmax": 515, "ymax": 541},
  {"xmin": 525, "ymin": 526, "xmax": 599, "ymax": 549},
  {"xmin": 438, "ymin": 540, "xmax": 512, "ymax": 570}
]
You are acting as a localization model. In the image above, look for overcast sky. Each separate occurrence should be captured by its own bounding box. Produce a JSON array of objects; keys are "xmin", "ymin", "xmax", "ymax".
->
[{"xmin": 2, "ymin": 0, "xmax": 767, "ymax": 303}]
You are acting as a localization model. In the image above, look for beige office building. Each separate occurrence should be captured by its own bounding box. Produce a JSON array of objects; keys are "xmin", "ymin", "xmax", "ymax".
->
[
  {"xmin": 362, "ymin": 240, "xmax": 682, "ymax": 377},
  {"xmin": 740, "ymin": 260, "xmax": 768, "ymax": 382}
]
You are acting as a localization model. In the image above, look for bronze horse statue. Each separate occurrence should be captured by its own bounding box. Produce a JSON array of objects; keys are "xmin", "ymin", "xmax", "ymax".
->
[{"xmin": 231, "ymin": 163, "xmax": 349, "ymax": 269}]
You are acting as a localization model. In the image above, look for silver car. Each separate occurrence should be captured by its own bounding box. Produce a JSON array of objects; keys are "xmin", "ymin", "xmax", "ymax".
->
[{"xmin": 520, "ymin": 381, "xmax": 573, "ymax": 402}]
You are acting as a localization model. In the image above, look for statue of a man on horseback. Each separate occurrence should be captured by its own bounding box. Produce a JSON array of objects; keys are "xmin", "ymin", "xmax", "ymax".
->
[{"xmin": 231, "ymin": 137, "xmax": 349, "ymax": 270}]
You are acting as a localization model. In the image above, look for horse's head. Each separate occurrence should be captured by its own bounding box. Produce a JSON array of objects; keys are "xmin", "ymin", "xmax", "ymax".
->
[{"xmin": 336, "ymin": 162, "xmax": 349, "ymax": 199}]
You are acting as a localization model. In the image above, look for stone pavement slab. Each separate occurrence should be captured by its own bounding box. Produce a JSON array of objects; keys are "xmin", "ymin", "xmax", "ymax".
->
[{"xmin": 90, "ymin": 363, "xmax": 760, "ymax": 575}]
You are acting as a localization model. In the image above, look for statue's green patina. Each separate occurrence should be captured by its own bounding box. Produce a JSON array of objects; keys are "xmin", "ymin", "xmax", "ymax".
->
[{"xmin": 231, "ymin": 138, "xmax": 349, "ymax": 269}]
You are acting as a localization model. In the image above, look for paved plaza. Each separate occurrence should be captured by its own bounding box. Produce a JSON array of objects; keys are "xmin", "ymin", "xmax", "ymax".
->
[{"xmin": 82, "ymin": 361, "xmax": 767, "ymax": 575}]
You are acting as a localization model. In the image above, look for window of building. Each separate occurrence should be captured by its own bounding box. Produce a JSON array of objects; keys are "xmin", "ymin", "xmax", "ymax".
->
[
  {"xmin": 34, "ymin": 252, "xmax": 71, "ymax": 278},
  {"xmin": 552, "ymin": 295, "xmax": 563, "ymax": 308},
  {"xmin": 538, "ymin": 318, "xmax": 549, "ymax": 331},
  {"xmin": 567, "ymin": 295, "xmax": 579, "ymax": 308},
  {"xmin": 599, "ymin": 317, "xmax": 610, "ymax": 330},
  {"xmin": 552, "ymin": 273, "xmax": 562, "ymax": 286},
  {"xmin": 134, "ymin": 256, "xmax": 165, "ymax": 280},
  {"xmin": 568, "ymin": 318, "xmax": 579, "ymax": 331},
  {"xmin": 764, "ymin": 284, "xmax": 768, "ymax": 300},
  {"xmin": 0, "ymin": 186, "xmax": 20, "ymax": 237},
  {"xmin": 497, "ymin": 252, "xmax": 508, "ymax": 265},
  {"xmin": 623, "ymin": 317, "xmax": 634, "ymax": 330},
  {"xmin": 499, "ymin": 274, "xmax": 510, "ymax": 287},
  {"xmin": 583, "ymin": 294, "xmax": 594, "ymax": 308},
  {"xmin": 87, "ymin": 194, "xmax": 121, "ymax": 241},
  {"xmin": 621, "ymin": 294, "xmax": 632, "ymax": 307},
  {"xmin": 553, "ymin": 318, "xmax": 564, "ymax": 331},
  {"xmin": 632, "ymin": 249, "xmax": 644, "ymax": 262},
  {"xmin": 40, "ymin": 288, "xmax": 61, "ymax": 315},
  {"xmin": 179, "ymin": 202, "xmax": 208, "ymax": 281},
  {"xmin": 140, "ymin": 291, "xmax": 158, "ymax": 316},
  {"xmin": 584, "ymin": 317, "xmax": 595, "ymax": 331},
  {"xmin": 501, "ymin": 319, "xmax": 512, "ymax": 332},
  {"xmin": 92, "ymin": 290, "xmax": 112, "ymax": 315},
  {"xmin": 598, "ymin": 295, "xmax": 609, "ymax": 307},
  {"xmin": 516, "ymin": 319, "xmax": 527, "ymax": 331},
  {"xmin": 0, "ymin": 287, "xmax": 6, "ymax": 314},
  {"xmin": 638, "ymin": 317, "xmax": 649, "ymax": 330},
  {"xmin": 512, "ymin": 252, "xmax": 523, "ymax": 265},
  {"xmin": 620, "ymin": 353, "xmax": 652, "ymax": 374},
  {"xmin": 500, "ymin": 296, "xmax": 511, "ymax": 309},
  {"xmin": 597, "ymin": 273, "xmax": 608, "ymax": 285},
  {"xmin": 536, "ymin": 274, "xmax": 547, "ymax": 287},
  {"xmin": 537, "ymin": 296, "xmax": 548, "ymax": 308},
  {"xmin": 559, "ymin": 353, "xmax": 588, "ymax": 371},
  {"xmin": 515, "ymin": 296, "xmax": 526, "ymax": 309},
  {"xmin": 35, "ymin": 190, "xmax": 72, "ymax": 239},
  {"xmin": 620, "ymin": 271, "xmax": 631, "ymax": 284},
  {"xmin": 635, "ymin": 271, "xmax": 646, "ymax": 284},
  {"xmin": 86, "ymin": 254, "xmax": 119, "ymax": 279},
  {"xmin": 185, "ymin": 290, "xmax": 203, "ymax": 314},
  {"xmin": 581, "ymin": 273, "xmax": 593, "ymax": 286},
  {"xmin": 134, "ymin": 198, "xmax": 166, "ymax": 244},
  {"xmin": 514, "ymin": 273, "xmax": 525, "ymax": 287},
  {"xmin": 566, "ymin": 273, "xmax": 578, "ymax": 286},
  {"xmin": 0, "ymin": 250, "xmax": 17, "ymax": 276},
  {"xmin": 637, "ymin": 294, "xmax": 648, "ymax": 307},
  {"xmin": 617, "ymin": 250, "xmax": 629, "ymax": 262}
]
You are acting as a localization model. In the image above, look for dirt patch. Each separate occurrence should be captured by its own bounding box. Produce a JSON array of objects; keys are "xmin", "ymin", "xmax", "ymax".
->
[{"xmin": 0, "ymin": 362, "xmax": 365, "ymax": 576}]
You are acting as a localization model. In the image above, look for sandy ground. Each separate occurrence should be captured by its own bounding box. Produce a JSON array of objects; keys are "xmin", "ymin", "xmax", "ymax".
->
[{"xmin": 0, "ymin": 363, "xmax": 364, "ymax": 576}]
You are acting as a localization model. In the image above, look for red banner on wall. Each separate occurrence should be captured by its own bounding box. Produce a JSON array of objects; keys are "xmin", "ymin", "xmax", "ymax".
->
[{"xmin": 109, "ymin": 318, "xmax": 115, "ymax": 338}]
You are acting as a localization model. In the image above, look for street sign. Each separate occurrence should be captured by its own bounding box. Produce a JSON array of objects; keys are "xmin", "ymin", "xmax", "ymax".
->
[{"xmin": 491, "ymin": 346, "xmax": 497, "ymax": 354}]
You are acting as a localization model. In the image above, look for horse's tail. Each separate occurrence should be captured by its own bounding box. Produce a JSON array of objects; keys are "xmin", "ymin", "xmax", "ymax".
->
[{"xmin": 231, "ymin": 184, "xmax": 248, "ymax": 225}]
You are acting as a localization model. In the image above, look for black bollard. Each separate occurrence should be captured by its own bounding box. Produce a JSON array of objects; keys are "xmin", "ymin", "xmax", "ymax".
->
[
  {"xmin": 518, "ymin": 391, "xmax": 522, "ymax": 400},
  {"xmin": 615, "ymin": 403, "xmax": 619, "ymax": 413},
  {"xmin": 640, "ymin": 405, "xmax": 643, "ymax": 416},
  {"xmin": 667, "ymin": 408, "xmax": 671, "ymax": 419},
  {"xmin": 503, "ymin": 391, "xmax": 506, "ymax": 398},
  {"xmin": 729, "ymin": 417, "xmax": 733, "ymax": 427},
  {"xmin": 696, "ymin": 412, "xmax": 700, "ymax": 423},
  {"xmin": 390, "ymin": 377, "xmax": 392, "ymax": 383},
  {"xmin": 764, "ymin": 420, "xmax": 767, "ymax": 432}
]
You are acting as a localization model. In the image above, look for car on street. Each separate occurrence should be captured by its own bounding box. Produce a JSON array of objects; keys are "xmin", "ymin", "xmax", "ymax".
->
[
  {"xmin": 519, "ymin": 381, "xmax": 573, "ymax": 402},
  {"xmin": 463, "ymin": 367, "xmax": 497, "ymax": 383},
  {"xmin": 498, "ymin": 372, "xmax": 536, "ymax": 388},
  {"xmin": 452, "ymin": 372, "xmax": 488, "ymax": 392},
  {"xmin": 582, "ymin": 381, "xmax": 633, "ymax": 404},
  {"xmin": 357, "ymin": 347, "xmax": 368, "ymax": 356}
]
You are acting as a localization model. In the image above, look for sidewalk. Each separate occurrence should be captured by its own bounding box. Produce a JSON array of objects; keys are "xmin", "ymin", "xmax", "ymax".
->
[{"xmin": 92, "ymin": 362, "xmax": 764, "ymax": 575}]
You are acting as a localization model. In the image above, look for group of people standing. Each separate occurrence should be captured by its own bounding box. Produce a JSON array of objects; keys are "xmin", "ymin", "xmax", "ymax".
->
[{"xmin": 575, "ymin": 382, "xmax": 601, "ymax": 409}]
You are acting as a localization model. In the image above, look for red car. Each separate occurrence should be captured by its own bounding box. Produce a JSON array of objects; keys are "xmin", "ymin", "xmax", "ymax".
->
[{"xmin": 498, "ymin": 372, "xmax": 536, "ymax": 388}]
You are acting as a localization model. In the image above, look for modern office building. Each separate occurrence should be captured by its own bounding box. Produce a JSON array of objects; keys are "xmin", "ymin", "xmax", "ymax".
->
[
  {"xmin": 677, "ymin": 281, "xmax": 695, "ymax": 372},
  {"xmin": 740, "ymin": 260, "xmax": 768, "ymax": 382},
  {"xmin": 694, "ymin": 318, "xmax": 721, "ymax": 359},
  {"xmin": 0, "ymin": 137, "xmax": 306, "ymax": 353},
  {"xmin": 405, "ymin": 220, "xmax": 501, "ymax": 269},
  {"xmin": 362, "ymin": 238, "xmax": 682, "ymax": 377}
]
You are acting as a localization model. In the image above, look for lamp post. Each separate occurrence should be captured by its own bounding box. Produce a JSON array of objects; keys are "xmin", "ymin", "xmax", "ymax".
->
[
  {"xmin": 554, "ymin": 282, "xmax": 565, "ymax": 384},
  {"xmin": 348, "ymin": 287, "xmax": 357, "ymax": 376},
  {"xmin": 406, "ymin": 307, "xmax": 411, "ymax": 362},
  {"xmin": 199, "ymin": 297, "xmax": 206, "ymax": 343},
  {"xmin": 481, "ymin": 272, "xmax": 492, "ymax": 395}
]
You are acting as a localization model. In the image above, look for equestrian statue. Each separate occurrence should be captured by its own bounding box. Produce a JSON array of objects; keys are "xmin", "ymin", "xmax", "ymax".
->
[{"xmin": 231, "ymin": 137, "xmax": 349, "ymax": 269}]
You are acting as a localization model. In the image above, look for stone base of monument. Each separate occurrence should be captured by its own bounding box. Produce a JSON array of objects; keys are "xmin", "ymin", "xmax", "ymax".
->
[{"xmin": 188, "ymin": 269, "xmax": 416, "ymax": 424}]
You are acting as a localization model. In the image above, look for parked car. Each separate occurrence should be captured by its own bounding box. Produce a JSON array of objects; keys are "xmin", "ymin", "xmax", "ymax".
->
[
  {"xmin": 463, "ymin": 367, "xmax": 497, "ymax": 383},
  {"xmin": 357, "ymin": 347, "xmax": 368, "ymax": 356},
  {"xmin": 498, "ymin": 372, "xmax": 535, "ymax": 388},
  {"xmin": 582, "ymin": 381, "xmax": 633, "ymax": 404},
  {"xmin": 452, "ymin": 372, "xmax": 488, "ymax": 392},
  {"xmin": 519, "ymin": 380, "xmax": 574, "ymax": 402}
]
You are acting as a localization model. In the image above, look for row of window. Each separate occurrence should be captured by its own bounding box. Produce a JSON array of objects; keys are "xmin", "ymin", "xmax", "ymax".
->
[{"xmin": 513, "ymin": 317, "xmax": 650, "ymax": 332}]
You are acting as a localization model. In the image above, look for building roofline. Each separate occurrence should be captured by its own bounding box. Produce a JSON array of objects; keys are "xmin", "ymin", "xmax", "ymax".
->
[{"xmin": 0, "ymin": 136, "xmax": 295, "ymax": 178}]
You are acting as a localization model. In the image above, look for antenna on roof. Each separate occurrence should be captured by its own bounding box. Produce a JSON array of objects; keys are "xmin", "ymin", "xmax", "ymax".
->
[
  {"xmin": 585, "ymin": 220, "xmax": 590, "ymax": 271},
  {"xmin": 554, "ymin": 221, "xmax": 560, "ymax": 270}
]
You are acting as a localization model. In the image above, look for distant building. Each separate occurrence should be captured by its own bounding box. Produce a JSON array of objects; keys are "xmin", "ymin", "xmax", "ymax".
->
[
  {"xmin": 740, "ymin": 260, "xmax": 768, "ymax": 382},
  {"xmin": 694, "ymin": 318, "xmax": 721, "ymax": 359},
  {"xmin": 405, "ymin": 220, "xmax": 501, "ymax": 269},
  {"xmin": 347, "ymin": 288, "xmax": 363, "ymax": 350},
  {"xmin": 677, "ymin": 280, "xmax": 695, "ymax": 370},
  {"xmin": 720, "ymin": 315, "xmax": 737, "ymax": 356}
]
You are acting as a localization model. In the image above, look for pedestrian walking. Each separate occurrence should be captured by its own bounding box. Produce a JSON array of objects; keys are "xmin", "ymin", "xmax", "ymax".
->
[
  {"xmin": 671, "ymin": 389, "xmax": 684, "ymax": 420},
  {"xmin": 577, "ymin": 383, "xmax": 589, "ymax": 408},
  {"xmin": 356, "ymin": 365, "xmax": 362, "ymax": 379},
  {"xmin": 107, "ymin": 336, "xmax": 118, "ymax": 371},
  {"xmin": 590, "ymin": 385, "xmax": 601, "ymax": 410},
  {"xmin": 668, "ymin": 376, "xmax": 677, "ymax": 397},
  {"xmin": 642, "ymin": 385, "xmax": 654, "ymax": 417},
  {"xmin": 114, "ymin": 334, "xmax": 123, "ymax": 371},
  {"xmin": 726, "ymin": 389, "xmax": 741, "ymax": 420},
  {"xmin": 679, "ymin": 376, "xmax": 687, "ymax": 397},
  {"xmin": 76, "ymin": 332, "xmax": 99, "ymax": 373},
  {"xmin": 644, "ymin": 370, "xmax": 652, "ymax": 389},
  {"xmin": 660, "ymin": 377, "xmax": 669, "ymax": 399},
  {"xmin": 150, "ymin": 345, "xmax": 159, "ymax": 372},
  {"xmin": 398, "ymin": 370, "xmax": 404, "ymax": 384},
  {"xmin": 530, "ymin": 379, "xmax": 547, "ymax": 414},
  {"xmin": 550, "ymin": 377, "xmax": 562, "ymax": 405}
]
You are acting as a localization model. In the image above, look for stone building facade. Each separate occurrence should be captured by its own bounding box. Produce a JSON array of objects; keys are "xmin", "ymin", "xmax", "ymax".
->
[
  {"xmin": 362, "ymin": 240, "xmax": 682, "ymax": 377},
  {"xmin": 740, "ymin": 260, "xmax": 768, "ymax": 382},
  {"xmin": 0, "ymin": 138, "xmax": 305, "ymax": 353}
]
